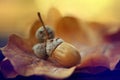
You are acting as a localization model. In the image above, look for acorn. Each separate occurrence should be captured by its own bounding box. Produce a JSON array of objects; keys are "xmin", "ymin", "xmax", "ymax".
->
[
  {"xmin": 47, "ymin": 41, "xmax": 81, "ymax": 67},
  {"xmin": 32, "ymin": 12, "xmax": 81, "ymax": 68}
]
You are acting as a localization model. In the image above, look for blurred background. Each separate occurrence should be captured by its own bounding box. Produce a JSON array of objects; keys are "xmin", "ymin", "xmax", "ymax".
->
[
  {"xmin": 0, "ymin": 0, "xmax": 120, "ymax": 46},
  {"xmin": 0, "ymin": 0, "xmax": 120, "ymax": 37}
]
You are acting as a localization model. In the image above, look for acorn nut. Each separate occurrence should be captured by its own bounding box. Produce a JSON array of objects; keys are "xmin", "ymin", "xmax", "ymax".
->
[{"xmin": 48, "ymin": 42, "xmax": 81, "ymax": 68}]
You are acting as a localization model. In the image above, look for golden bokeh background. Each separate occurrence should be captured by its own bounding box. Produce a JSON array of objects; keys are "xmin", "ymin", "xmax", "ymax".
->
[{"xmin": 0, "ymin": 0, "xmax": 120, "ymax": 38}]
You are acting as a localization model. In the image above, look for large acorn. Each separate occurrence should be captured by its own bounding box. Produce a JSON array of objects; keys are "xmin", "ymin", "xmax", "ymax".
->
[{"xmin": 33, "ymin": 12, "xmax": 81, "ymax": 68}]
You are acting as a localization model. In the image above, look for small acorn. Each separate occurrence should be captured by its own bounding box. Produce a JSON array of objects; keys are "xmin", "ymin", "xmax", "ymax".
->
[{"xmin": 33, "ymin": 12, "xmax": 81, "ymax": 68}]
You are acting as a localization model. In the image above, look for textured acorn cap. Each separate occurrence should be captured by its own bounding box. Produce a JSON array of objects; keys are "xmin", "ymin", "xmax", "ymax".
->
[
  {"xmin": 49, "ymin": 42, "xmax": 81, "ymax": 68},
  {"xmin": 46, "ymin": 38, "xmax": 63, "ymax": 56},
  {"xmin": 35, "ymin": 26, "xmax": 55, "ymax": 43},
  {"xmin": 32, "ymin": 43, "xmax": 48, "ymax": 59}
]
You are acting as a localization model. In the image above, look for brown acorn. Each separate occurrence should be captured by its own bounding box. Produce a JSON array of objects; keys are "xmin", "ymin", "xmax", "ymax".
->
[{"xmin": 48, "ymin": 42, "xmax": 81, "ymax": 68}]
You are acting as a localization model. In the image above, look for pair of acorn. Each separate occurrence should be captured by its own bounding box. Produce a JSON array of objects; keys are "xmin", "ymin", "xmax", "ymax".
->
[{"xmin": 33, "ymin": 12, "xmax": 81, "ymax": 68}]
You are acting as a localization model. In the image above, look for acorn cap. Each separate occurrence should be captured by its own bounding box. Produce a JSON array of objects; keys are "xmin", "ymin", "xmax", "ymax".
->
[
  {"xmin": 35, "ymin": 26, "xmax": 55, "ymax": 43},
  {"xmin": 49, "ymin": 42, "xmax": 81, "ymax": 68},
  {"xmin": 46, "ymin": 38, "xmax": 63, "ymax": 56},
  {"xmin": 32, "ymin": 43, "xmax": 47, "ymax": 59}
]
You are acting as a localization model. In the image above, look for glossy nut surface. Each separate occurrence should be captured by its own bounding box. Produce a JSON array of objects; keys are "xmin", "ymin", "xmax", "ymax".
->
[{"xmin": 49, "ymin": 42, "xmax": 81, "ymax": 68}]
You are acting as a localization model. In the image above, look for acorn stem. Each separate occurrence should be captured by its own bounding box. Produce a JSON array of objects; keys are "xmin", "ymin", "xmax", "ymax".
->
[{"xmin": 37, "ymin": 12, "xmax": 49, "ymax": 41}]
